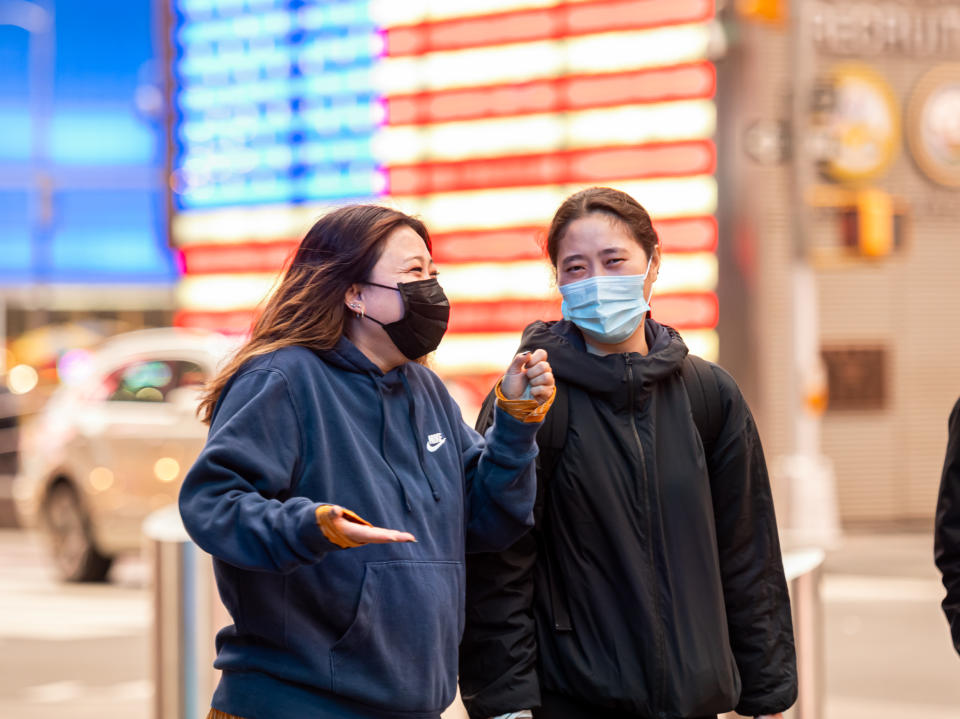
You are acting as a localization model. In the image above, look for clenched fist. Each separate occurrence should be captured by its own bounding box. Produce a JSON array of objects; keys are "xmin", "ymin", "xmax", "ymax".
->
[{"xmin": 500, "ymin": 349, "xmax": 554, "ymax": 405}]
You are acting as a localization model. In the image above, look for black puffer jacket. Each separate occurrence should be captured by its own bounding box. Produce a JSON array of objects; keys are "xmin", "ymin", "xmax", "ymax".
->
[
  {"xmin": 460, "ymin": 320, "xmax": 797, "ymax": 719},
  {"xmin": 935, "ymin": 396, "xmax": 960, "ymax": 654}
]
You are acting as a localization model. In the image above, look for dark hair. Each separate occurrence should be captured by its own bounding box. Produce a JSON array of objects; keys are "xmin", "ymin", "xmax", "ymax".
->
[
  {"xmin": 198, "ymin": 204, "xmax": 431, "ymax": 423},
  {"xmin": 544, "ymin": 187, "xmax": 659, "ymax": 268}
]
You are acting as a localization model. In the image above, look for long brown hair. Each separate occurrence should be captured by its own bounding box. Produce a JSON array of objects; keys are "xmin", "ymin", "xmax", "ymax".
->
[
  {"xmin": 544, "ymin": 187, "xmax": 659, "ymax": 269},
  {"xmin": 198, "ymin": 204, "xmax": 431, "ymax": 423}
]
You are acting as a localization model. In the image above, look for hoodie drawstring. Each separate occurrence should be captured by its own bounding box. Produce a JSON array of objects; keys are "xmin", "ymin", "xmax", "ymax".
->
[
  {"xmin": 370, "ymin": 373, "xmax": 413, "ymax": 513},
  {"xmin": 400, "ymin": 370, "xmax": 441, "ymax": 502}
]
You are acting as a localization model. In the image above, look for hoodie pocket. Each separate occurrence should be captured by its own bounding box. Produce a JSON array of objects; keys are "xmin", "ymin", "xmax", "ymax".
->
[{"xmin": 330, "ymin": 560, "xmax": 464, "ymax": 712}]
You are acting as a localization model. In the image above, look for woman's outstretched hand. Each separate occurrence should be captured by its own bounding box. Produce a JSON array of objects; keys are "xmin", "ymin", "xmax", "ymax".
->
[
  {"xmin": 335, "ymin": 516, "xmax": 416, "ymax": 545},
  {"xmin": 317, "ymin": 505, "xmax": 416, "ymax": 548},
  {"xmin": 500, "ymin": 349, "xmax": 554, "ymax": 405}
]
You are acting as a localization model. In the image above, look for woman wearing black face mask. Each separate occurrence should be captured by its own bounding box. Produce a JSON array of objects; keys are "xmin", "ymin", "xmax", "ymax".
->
[{"xmin": 179, "ymin": 204, "xmax": 555, "ymax": 719}]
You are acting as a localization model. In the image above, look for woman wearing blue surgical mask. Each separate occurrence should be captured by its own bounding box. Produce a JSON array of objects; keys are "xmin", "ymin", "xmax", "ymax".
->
[{"xmin": 459, "ymin": 188, "xmax": 797, "ymax": 719}]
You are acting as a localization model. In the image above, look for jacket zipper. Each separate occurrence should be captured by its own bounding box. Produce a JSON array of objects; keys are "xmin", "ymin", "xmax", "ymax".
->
[
  {"xmin": 541, "ymin": 532, "xmax": 573, "ymax": 632},
  {"xmin": 625, "ymin": 355, "xmax": 666, "ymax": 713}
]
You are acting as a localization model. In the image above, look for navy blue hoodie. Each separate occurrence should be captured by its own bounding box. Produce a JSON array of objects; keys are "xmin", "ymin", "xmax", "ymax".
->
[{"xmin": 178, "ymin": 338, "xmax": 540, "ymax": 719}]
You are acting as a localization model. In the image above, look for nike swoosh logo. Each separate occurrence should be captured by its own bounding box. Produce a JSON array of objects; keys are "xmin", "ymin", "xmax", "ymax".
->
[{"xmin": 426, "ymin": 437, "xmax": 446, "ymax": 452}]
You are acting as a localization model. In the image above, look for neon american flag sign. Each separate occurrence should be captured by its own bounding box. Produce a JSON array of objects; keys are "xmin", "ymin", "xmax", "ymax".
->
[{"xmin": 168, "ymin": 0, "xmax": 719, "ymax": 384}]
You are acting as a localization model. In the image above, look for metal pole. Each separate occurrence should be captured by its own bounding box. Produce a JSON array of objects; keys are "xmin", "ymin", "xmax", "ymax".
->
[
  {"xmin": 28, "ymin": 0, "xmax": 54, "ymax": 314},
  {"xmin": 0, "ymin": 0, "xmax": 55, "ymax": 323},
  {"xmin": 145, "ymin": 505, "xmax": 221, "ymax": 719},
  {"xmin": 782, "ymin": 0, "xmax": 841, "ymax": 550},
  {"xmin": 792, "ymin": 562, "xmax": 824, "ymax": 719},
  {"xmin": 783, "ymin": 548, "xmax": 826, "ymax": 719},
  {"xmin": 150, "ymin": 521, "xmax": 186, "ymax": 719}
]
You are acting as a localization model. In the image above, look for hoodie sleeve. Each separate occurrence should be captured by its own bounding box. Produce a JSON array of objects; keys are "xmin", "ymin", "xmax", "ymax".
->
[
  {"xmin": 707, "ymin": 365, "xmax": 798, "ymax": 717},
  {"xmin": 178, "ymin": 368, "xmax": 340, "ymax": 573},
  {"xmin": 456, "ymin": 396, "xmax": 540, "ymax": 554},
  {"xmin": 935, "ymin": 397, "xmax": 960, "ymax": 654}
]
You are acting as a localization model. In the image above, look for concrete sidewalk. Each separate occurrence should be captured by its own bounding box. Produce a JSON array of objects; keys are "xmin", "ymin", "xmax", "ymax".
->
[{"xmin": 820, "ymin": 533, "xmax": 959, "ymax": 719}]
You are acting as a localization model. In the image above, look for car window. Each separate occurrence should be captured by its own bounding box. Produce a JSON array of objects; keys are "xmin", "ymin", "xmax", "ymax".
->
[
  {"xmin": 164, "ymin": 361, "xmax": 210, "ymax": 409},
  {"xmin": 176, "ymin": 361, "xmax": 207, "ymax": 389},
  {"xmin": 103, "ymin": 361, "xmax": 176, "ymax": 402},
  {"xmin": 97, "ymin": 359, "xmax": 210, "ymax": 404}
]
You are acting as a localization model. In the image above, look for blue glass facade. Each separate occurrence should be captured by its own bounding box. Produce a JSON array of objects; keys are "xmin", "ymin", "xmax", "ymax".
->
[{"xmin": 0, "ymin": 0, "xmax": 177, "ymax": 284}]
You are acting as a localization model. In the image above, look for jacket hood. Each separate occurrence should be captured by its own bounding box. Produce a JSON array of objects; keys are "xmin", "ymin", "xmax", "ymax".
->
[
  {"xmin": 314, "ymin": 335, "xmax": 416, "ymax": 391},
  {"xmin": 517, "ymin": 318, "xmax": 688, "ymax": 405},
  {"xmin": 312, "ymin": 336, "xmax": 430, "ymax": 506},
  {"xmin": 314, "ymin": 335, "xmax": 384, "ymax": 376}
]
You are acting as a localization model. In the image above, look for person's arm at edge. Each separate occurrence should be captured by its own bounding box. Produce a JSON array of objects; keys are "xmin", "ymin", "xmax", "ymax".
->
[
  {"xmin": 935, "ymin": 397, "xmax": 960, "ymax": 654},
  {"xmin": 707, "ymin": 365, "xmax": 798, "ymax": 717}
]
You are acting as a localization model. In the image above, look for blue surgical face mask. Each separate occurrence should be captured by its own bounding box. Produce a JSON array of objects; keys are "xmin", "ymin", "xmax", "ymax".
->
[{"xmin": 559, "ymin": 257, "xmax": 653, "ymax": 344}]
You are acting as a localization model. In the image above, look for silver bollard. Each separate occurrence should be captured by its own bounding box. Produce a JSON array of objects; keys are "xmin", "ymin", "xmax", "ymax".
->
[
  {"xmin": 144, "ymin": 505, "xmax": 224, "ymax": 719},
  {"xmin": 783, "ymin": 548, "xmax": 825, "ymax": 719}
]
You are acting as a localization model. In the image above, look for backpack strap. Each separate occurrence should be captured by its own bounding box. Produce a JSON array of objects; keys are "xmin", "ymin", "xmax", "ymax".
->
[{"xmin": 680, "ymin": 354, "xmax": 723, "ymax": 458}]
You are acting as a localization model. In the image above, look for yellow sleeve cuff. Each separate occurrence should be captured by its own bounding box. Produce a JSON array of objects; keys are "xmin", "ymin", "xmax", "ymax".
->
[
  {"xmin": 315, "ymin": 504, "xmax": 372, "ymax": 549},
  {"xmin": 494, "ymin": 379, "xmax": 557, "ymax": 423}
]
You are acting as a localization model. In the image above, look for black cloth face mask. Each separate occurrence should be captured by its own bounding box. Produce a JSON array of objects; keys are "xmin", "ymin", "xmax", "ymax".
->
[{"xmin": 363, "ymin": 278, "xmax": 450, "ymax": 360}]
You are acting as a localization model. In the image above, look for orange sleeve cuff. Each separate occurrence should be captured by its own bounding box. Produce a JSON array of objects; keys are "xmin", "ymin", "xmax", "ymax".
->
[
  {"xmin": 315, "ymin": 504, "xmax": 372, "ymax": 549},
  {"xmin": 494, "ymin": 379, "xmax": 556, "ymax": 423}
]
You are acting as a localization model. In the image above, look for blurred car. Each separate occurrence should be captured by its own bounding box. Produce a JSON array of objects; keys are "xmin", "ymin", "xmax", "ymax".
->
[{"xmin": 13, "ymin": 328, "xmax": 238, "ymax": 581}]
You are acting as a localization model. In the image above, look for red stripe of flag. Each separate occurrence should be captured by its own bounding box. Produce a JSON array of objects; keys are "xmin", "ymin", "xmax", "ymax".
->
[
  {"xmin": 448, "ymin": 300, "xmax": 562, "ymax": 334},
  {"xmin": 178, "ymin": 220, "xmax": 717, "ymax": 276},
  {"xmin": 180, "ymin": 241, "xmax": 297, "ymax": 275},
  {"xmin": 385, "ymin": 63, "xmax": 715, "ymax": 126},
  {"xmin": 652, "ymin": 292, "xmax": 719, "ymax": 329},
  {"xmin": 385, "ymin": 0, "xmax": 714, "ymax": 57},
  {"xmin": 654, "ymin": 217, "xmax": 718, "ymax": 254},
  {"xmin": 431, "ymin": 217, "xmax": 717, "ymax": 264},
  {"xmin": 430, "ymin": 227, "xmax": 546, "ymax": 264},
  {"xmin": 387, "ymin": 142, "xmax": 716, "ymax": 196}
]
